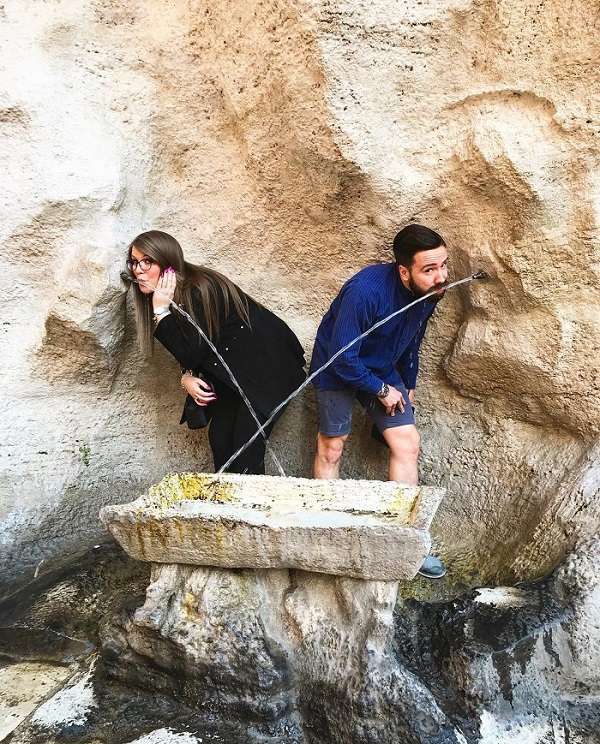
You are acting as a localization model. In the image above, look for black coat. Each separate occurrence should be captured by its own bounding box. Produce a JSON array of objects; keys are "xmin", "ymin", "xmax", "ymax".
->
[{"xmin": 154, "ymin": 291, "xmax": 306, "ymax": 420}]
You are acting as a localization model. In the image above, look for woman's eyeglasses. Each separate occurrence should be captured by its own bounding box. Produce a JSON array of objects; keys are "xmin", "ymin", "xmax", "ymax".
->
[{"xmin": 126, "ymin": 258, "xmax": 156, "ymax": 272}]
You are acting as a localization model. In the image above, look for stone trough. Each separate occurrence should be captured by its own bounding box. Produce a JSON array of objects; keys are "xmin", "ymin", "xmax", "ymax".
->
[{"xmin": 100, "ymin": 472, "xmax": 445, "ymax": 580}]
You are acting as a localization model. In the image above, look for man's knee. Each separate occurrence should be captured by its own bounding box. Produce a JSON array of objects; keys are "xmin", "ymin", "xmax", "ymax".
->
[
  {"xmin": 383, "ymin": 425, "xmax": 420, "ymax": 458},
  {"xmin": 316, "ymin": 433, "xmax": 348, "ymax": 464}
]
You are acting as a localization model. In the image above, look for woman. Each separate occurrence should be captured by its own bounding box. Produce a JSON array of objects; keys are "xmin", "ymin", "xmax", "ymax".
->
[{"xmin": 127, "ymin": 230, "xmax": 306, "ymax": 474}]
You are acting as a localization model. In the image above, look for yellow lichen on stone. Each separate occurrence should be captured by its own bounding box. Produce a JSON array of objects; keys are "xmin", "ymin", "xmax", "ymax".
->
[
  {"xmin": 144, "ymin": 472, "xmax": 236, "ymax": 509},
  {"xmin": 181, "ymin": 592, "xmax": 198, "ymax": 621},
  {"xmin": 198, "ymin": 477, "xmax": 236, "ymax": 503},
  {"xmin": 385, "ymin": 488, "xmax": 419, "ymax": 525}
]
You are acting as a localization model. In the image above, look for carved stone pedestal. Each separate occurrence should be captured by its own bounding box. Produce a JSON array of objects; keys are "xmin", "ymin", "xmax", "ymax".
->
[{"xmin": 100, "ymin": 472, "xmax": 455, "ymax": 742}]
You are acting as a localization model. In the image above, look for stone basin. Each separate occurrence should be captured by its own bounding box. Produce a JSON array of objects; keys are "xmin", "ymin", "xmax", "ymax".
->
[{"xmin": 99, "ymin": 472, "xmax": 445, "ymax": 580}]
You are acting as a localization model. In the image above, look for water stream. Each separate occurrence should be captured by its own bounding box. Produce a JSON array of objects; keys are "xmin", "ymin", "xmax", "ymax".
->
[{"xmin": 137, "ymin": 271, "xmax": 488, "ymax": 475}]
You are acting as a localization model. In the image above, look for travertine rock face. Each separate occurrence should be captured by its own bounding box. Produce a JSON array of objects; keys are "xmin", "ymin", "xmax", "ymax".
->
[
  {"xmin": 553, "ymin": 536, "xmax": 600, "ymax": 696},
  {"xmin": 1, "ymin": 0, "xmax": 599, "ymax": 593}
]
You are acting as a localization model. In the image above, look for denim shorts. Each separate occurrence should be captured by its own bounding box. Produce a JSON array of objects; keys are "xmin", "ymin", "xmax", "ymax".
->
[{"xmin": 315, "ymin": 385, "xmax": 415, "ymax": 437}]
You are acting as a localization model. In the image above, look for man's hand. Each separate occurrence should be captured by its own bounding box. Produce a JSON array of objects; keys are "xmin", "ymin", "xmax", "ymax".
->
[{"xmin": 379, "ymin": 385, "xmax": 406, "ymax": 416}]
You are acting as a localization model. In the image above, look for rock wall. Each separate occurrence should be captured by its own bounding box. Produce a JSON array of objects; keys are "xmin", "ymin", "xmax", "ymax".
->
[{"xmin": 1, "ymin": 0, "xmax": 599, "ymax": 593}]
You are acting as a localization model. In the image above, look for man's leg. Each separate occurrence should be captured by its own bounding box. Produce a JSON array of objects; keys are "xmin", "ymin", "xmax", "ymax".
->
[
  {"xmin": 313, "ymin": 388, "xmax": 355, "ymax": 479},
  {"xmin": 361, "ymin": 392, "xmax": 446, "ymax": 578},
  {"xmin": 314, "ymin": 433, "xmax": 348, "ymax": 479},
  {"xmin": 383, "ymin": 423, "xmax": 445, "ymax": 577},
  {"xmin": 381, "ymin": 424, "xmax": 420, "ymax": 485},
  {"xmin": 360, "ymin": 388, "xmax": 419, "ymax": 484}
]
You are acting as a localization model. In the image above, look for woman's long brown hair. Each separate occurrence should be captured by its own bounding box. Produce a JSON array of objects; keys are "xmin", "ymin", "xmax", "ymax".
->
[{"xmin": 128, "ymin": 230, "xmax": 251, "ymax": 354}]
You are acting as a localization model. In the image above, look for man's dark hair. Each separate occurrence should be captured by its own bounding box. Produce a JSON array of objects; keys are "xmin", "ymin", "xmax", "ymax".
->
[{"xmin": 393, "ymin": 224, "xmax": 446, "ymax": 267}]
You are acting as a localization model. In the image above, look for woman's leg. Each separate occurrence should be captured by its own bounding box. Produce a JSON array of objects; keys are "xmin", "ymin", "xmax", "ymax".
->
[
  {"xmin": 207, "ymin": 384, "xmax": 238, "ymax": 472},
  {"xmin": 227, "ymin": 400, "xmax": 275, "ymax": 475},
  {"xmin": 208, "ymin": 385, "xmax": 275, "ymax": 474}
]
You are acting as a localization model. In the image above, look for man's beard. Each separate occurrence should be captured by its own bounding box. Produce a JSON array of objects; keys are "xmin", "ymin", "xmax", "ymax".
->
[{"xmin": 408, "ymin": 276, "xmax": 447, "ymax": 302}]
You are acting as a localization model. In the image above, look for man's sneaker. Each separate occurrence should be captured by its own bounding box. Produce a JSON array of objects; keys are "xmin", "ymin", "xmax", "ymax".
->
[{"xmin": 417, "ymin": 555, "xmax": 447, "ymax": 579}]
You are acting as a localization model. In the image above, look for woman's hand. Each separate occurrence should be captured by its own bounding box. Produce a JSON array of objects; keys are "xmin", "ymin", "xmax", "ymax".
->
[
  {"xmin": 152, "ymin": 267, "xmax": 177, "ymax": 311},
  {"xmin": 182, "ymin": 374, "xmax": 217, "ymax": 406}
]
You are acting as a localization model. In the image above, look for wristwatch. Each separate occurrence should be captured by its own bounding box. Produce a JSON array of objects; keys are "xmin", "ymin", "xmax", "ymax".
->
[{"xmin": 377, "ymin": 383, "xmax": 389, "ymax": 398}]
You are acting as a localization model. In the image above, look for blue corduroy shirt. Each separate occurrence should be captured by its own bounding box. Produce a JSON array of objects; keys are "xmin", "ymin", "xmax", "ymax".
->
[{"xmin": 310, "ymin": 263, "xmax": 438, "ymax": 394}]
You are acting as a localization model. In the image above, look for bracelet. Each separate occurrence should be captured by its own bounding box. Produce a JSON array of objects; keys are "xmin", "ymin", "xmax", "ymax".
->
[
  {"xmin": 181, "ymin": 370, "xmax": 194, "ymax": 390},
  {"xmin": 153, "ymin": 306, "xmax": 171, "ymax": 324}
]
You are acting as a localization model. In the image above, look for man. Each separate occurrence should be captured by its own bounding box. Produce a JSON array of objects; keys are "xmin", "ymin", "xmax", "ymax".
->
[{"xmin": 310, "ymin": 223, "xmax": 448, "ymax": 579}]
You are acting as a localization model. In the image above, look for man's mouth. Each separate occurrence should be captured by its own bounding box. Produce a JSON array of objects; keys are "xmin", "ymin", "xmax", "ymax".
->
[{"xmin": 424, "ymin": 282, "xmax": 448, "ymax": 302}]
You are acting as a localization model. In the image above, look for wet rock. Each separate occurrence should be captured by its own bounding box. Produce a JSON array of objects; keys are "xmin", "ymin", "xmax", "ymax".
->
[
  {"xmin": 100, "ymin": 564, "xmax": 463, "ymax": 744},
  {"xmin": 2, "ymin": 544, "xmax": 243, "ymax": 744},
  {"xmin": 392, "ymin": 550, "xmax": 600, "ymax": 742},
  {"xmin": 0, "ymin": 542, "xmax": 149, "ymax": 668},
  {"xmin": 5, "ymin": 538, "xmax": 600, "ymax": 743},
  {"xmin": 395, "ymin": 583, "xmax": 568, "ymax": 719}
]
